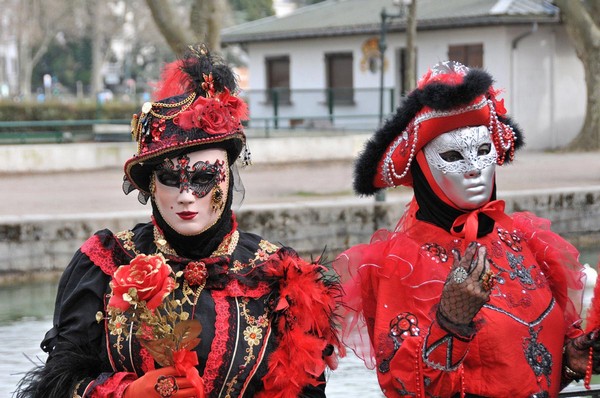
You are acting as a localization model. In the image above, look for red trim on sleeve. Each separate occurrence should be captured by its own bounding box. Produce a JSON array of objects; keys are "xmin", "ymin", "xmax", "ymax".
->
[{"xmin": 81, "ymin": 235, "xmax": 117, "ymax": 275}]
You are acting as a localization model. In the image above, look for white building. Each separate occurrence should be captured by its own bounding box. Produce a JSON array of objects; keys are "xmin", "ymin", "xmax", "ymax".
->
[{"xmin": 222, "ymin": 0, "xmax": 586, "ymax": 150}]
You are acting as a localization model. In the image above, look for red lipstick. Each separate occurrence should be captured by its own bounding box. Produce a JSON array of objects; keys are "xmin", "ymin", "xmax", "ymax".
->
[{"xmin": 176, "ymin": 211, "xmax": 198, "ymax": 220}]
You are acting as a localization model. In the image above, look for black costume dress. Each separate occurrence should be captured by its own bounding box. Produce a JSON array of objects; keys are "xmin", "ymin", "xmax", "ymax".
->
[{"xmin": 22, "ymin": 217, "xmax": 342, "ymax": 398}]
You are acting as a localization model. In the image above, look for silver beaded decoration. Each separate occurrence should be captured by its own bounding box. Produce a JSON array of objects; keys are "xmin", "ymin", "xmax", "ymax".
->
[{"xmin": 380, "ymin": 97, "xmax": 488, "ymax": 188}]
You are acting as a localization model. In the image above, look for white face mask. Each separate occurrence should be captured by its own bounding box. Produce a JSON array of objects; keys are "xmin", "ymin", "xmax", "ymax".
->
[
  {"xmin": 423, "ymin": 126, "xmax": 497, "ymax": 210},
  {"xmin": 153, "ymin": 148, "xmax": 229, "ymax": 235}
]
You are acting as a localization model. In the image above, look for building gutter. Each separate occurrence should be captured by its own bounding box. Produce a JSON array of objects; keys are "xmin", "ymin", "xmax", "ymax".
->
[{"xmin": 510, "ymin": 22, "xmax": 538, "ymax": 118}]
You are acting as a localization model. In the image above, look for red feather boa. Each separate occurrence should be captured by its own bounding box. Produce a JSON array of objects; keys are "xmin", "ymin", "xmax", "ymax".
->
[{"xmin": 256, "ymin": 250, "xmax": 345, "ymax": 398}]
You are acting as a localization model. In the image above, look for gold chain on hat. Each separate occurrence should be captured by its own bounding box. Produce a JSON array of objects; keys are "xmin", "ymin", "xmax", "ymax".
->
[{"xmin": 148, "ymin": 92, "xmax": 197, "ymax": 120}]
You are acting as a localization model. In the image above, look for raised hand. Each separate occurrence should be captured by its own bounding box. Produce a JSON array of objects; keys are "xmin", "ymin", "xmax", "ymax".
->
[{"xmin": 438, "ymin": 242, "xmax": 494, "ymax": 327}]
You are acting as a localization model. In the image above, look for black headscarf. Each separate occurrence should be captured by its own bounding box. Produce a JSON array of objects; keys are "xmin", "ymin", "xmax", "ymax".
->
[{"xmin": 151, "ymin": 176, "xmax": 234, "ymax": 260}]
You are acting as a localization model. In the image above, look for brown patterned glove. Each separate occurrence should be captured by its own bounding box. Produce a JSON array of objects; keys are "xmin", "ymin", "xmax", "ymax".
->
[{"xmin": 438, "ymin": 242, "xmax": 492, "ymax": 327}]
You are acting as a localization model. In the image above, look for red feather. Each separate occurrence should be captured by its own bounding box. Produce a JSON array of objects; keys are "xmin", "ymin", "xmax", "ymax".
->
[
  {"xmin": 255, "ymin": 250, "xmax": 345, "ymax": 398},
  {"xmin": 152, "ymin": 59, "xmax": 191, "ymax": 101}
]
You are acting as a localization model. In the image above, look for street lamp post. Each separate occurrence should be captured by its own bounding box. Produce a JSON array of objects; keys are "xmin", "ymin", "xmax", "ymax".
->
[
  {"xmin": 376, "ymin": 2, "xmax": 406, "ymax": 202},
  {"xmin": 378, "ymin": 3, "xmax": 406, "ymax": 127}
]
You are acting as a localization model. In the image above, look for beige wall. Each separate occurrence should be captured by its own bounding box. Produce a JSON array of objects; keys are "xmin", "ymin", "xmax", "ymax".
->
[
  {"xmin": 2, "ymin": 188, "xmax": 600, "ymax": 280},
  {"xmin": 0, "ymin": 133, "xmax": 370, "ymax": 173}
]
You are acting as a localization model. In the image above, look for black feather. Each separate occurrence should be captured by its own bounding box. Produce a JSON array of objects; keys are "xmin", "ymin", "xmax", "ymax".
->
[
  {"xmin": 180, "ymin": 45, "xmax": 238, "ymax": 97},
  {"xmin": 14, "ymin": 340, "xmax": 110, "ymax": 398}
]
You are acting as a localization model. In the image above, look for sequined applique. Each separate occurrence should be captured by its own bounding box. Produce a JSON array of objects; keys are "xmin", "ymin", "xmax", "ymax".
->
[
  {"xmin": 379, "ymin": 313, "xmax": 420, "ymax": 373},
  {"xmin": 421, "ymin": 243, "xmax": 448, "ymax": 263},
  {"xmin": 211, "ymin": 229, "xmax": 239, "ymax": 256},
  {"xmin": 505, "ymin": 292, "xmax": 533, "ymax": 308},
  {"xmin": 151, "ymin": 118, "xmax": 166, "ymax": 142},
  {"xmin": 523, "ymin": 326, "xmax": 552, "ymax": 389},
  {"xmin": 393, "ymin": 379, "xmax": 418, "ymax": 397},
  {"xmin": 490, "ymin": 240, "xmax": 504, "ymax": 258},
  {"xmin": 497, "ymin": 227, "xmax": 522, "ymax": 252},
  {"xmin": 494, "ymin": 251, "xmax": 536, "ymax": 289},
  {"xmin": 483, "ymin": 300, "xmax": 555, "ymax": 390},
  {"xmin": 391, "ymin": 312, "xmax": 420, "ymax": 341}
]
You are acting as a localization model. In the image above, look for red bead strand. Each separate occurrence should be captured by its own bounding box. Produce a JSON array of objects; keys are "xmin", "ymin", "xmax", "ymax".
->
[{"xmin": 585, "ymin": 346, "xmax": 593, "ymax": 389}]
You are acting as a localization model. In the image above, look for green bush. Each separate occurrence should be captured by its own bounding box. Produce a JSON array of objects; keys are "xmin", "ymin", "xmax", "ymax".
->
[{"xmin": 0, "ymin": 101, "xmax": 138, "ymax": 121}]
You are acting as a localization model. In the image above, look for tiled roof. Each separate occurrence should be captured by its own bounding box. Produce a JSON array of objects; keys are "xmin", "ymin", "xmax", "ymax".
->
[{"xmin": 222, "ymin": 0, "xmax": 559, "ymax": 44}]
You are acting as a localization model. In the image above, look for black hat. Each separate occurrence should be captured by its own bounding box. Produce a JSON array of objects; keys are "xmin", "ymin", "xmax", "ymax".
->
[{"xmin": 123, "ymin": 45, "xmax": 248, "ymax": 203}]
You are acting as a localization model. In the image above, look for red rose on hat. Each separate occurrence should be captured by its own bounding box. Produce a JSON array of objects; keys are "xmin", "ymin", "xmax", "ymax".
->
[
  {"xmin": 108, "ymin": 253, "xmax": 176, "ymax": 312},
  {"xmin": 175, "ymin": 88, "xmax": 248, "ymax": 135}
]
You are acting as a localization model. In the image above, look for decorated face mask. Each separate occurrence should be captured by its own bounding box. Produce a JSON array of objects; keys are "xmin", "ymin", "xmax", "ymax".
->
[
  {"xmin": 423, "ymin": 125, "xmax": 497, "ymax": 210},
  {"xmin": 153, "ymin": 148, "xmax": 228, "ymax": 236}
]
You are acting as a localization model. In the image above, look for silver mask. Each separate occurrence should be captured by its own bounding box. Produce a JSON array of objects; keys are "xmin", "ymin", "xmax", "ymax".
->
[{"xmin": 423, "ymin": 126, "xmax": 497, "ymax": 210}]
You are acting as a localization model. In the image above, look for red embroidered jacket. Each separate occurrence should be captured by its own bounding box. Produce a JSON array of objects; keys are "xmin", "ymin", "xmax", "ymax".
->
[{"xmin": 337, "ymin": 211, "xmax": 585, "ymax": 397}]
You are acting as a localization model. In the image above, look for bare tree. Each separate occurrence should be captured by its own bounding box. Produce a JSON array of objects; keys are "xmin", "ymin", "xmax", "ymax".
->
[
  {"xmin": 145, "ymin": 0, "xmax": 229, "ymax": 55},
  {"xmin": 13, "ymin": 0, "xmax": 77, "ymax": 99},
  {"xmin": 89, "ymin": 1, "xmax": 105, "ymax": 99},
  {"xmin": 555, "ymin": 0, "xmax": 600, "ymax": 150}
]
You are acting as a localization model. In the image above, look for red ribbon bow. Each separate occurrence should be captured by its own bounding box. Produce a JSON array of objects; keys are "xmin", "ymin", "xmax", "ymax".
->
[
  {"xmin": 173, "ymin": 349, "xmax": 205, "ymax": 398},
  {"xmin": 451, "ymin": 200, "xmax": 513, "ymax": 244}
]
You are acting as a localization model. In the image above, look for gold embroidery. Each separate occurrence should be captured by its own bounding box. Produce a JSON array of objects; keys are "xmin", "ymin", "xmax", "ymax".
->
[
  {"xmin": 213, "ymin": 230, "xmax": 240, "ymax": 256},
  {"xmin": 258, "ymin": 240, "xmax": 279, "ymax": 254},
  {"xmin": 108, "ymin": 225, "xmax": 241, "ymax": 374},
  {"xmin": 153, "ymin": 228, "xmax": 239, "ymax": 257},
  {"xmin": 241, "ymin": 239, "xmax": 280, "ymax": 270},
  {"xmin": 153, "ymin": 226, "xmax": 178, "ymax": 256},
  {"xmin": 181, "ymin": 279, "xmax": 206, "ymax": 310},
  {"xmin": 116, "ymin": 230, "xmax": 138, "ymax": 254},
  {"xmin": 223, "ymin": 297, "xmax": 270, "ymax": 396},
  {"xmin": 231, "ymin": 239, "xmax": 279, "ymax": 273}
]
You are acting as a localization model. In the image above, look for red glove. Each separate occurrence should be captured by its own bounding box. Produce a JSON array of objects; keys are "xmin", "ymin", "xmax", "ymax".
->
[{"xmin": 124, "ymin": 366, "xmax": 200, "ymax": 398}]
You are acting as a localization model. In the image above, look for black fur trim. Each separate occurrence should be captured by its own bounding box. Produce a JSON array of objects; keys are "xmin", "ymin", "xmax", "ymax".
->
[
  {"xmin": 417, "ymin": 69, "xmax": 492, "ymax": 110},
  {"xmin": 353, "ymin": 93, "xmax": 422, "ymax": 196}
]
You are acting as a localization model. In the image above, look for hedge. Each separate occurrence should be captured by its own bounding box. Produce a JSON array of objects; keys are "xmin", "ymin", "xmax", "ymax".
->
[{"xmin": 0, "ymin": 100, "xmax": 139, "ymax": 122}]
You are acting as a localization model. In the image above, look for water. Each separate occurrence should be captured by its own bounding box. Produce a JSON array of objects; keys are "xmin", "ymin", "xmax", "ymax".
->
[
  {"xmin": 3, "ymin": 245, "xmax": 598, "ymax": 397},
  {"xmin": 0, "ymin": 282, "xmax": 382, "ymax": 397}
]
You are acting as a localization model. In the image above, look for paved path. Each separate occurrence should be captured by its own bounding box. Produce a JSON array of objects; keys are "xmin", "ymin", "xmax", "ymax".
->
[{"xmin": 1, "ymin": 151, "xmax": 599, "ymax": 217}]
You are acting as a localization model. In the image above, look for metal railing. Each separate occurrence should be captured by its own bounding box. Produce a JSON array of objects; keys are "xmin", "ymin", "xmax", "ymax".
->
[
  {"xmin": 560, "ymin": 384, "xmax": 600, "ymax": 397},
  {"xmin": 0, "ymin": 87, "xmax": 403, "ymax": 144},
  {"xmin": 242, "ymin": 87, "xmax": 399, "ymax": 131},
  {"xmin": 0, "ymin": 119, "xmax": 131, "ymax": 144}
]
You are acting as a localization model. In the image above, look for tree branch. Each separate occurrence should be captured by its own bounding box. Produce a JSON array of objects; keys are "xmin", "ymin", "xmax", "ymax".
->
[
  {"xmin": 145, "ymin": 0, "xmax": 195, "ymax": 56},
  {"xmin": 555, "ymin": 0, "xmax": 600, "ymax": 59}
]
